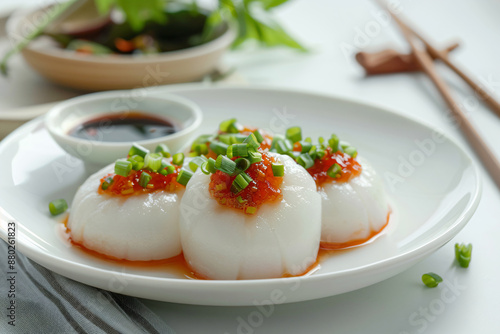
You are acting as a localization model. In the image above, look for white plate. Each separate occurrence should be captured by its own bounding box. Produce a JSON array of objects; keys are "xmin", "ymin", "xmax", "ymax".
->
[{"xmin": 0, "ymin": 86, "xmax": 481, "ymax": 306}]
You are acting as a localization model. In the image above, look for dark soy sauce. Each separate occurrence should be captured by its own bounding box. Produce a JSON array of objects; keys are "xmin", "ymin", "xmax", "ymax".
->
[{"xmin": 68, "ymin": 111, "xmax": 178, "ymax": 142}]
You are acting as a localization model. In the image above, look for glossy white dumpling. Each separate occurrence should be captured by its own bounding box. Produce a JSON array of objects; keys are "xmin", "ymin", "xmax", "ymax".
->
[
  {"xmin": 179, "ymin": 153, "xmax": 321, "ymax": 280},
  {"xmin": 319, "ymin": 157, "xmax": 390, "ymax": 246},
  {"xmin": 68, "ymin": 163, "xmax": 182, "ymax": 261}
]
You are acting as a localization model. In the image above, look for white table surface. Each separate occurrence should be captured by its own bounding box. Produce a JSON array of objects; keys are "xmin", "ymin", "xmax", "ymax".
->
[{"xmin": 1, "ymin": 1, "xmax": 500, "ymax": 333}]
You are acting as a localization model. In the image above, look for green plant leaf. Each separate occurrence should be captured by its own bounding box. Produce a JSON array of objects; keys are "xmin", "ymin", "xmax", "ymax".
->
[
  {"xmin": 115, "ymin": 0, "xmax": 167, "ymax": 31},
  {"xmin": 244, "ymin": 0, "xmax": 289, "ymax": 10}
]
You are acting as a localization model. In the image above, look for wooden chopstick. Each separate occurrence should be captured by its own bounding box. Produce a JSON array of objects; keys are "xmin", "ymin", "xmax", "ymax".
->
[
  {"xmin": 389, "ymin": 15, "xmax": 500, "ymax": 118},
  {"xmin": 376, "ymin": 1, "xmax": 500, "ymax": 189}
]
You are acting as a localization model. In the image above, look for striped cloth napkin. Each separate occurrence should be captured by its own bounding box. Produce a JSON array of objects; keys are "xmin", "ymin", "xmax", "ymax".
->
[{"xmin": 0, "ymin": 240, "xmax": 176, "ymax": 334}]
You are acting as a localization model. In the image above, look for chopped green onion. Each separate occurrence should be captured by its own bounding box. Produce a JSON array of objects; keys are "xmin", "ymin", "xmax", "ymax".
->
[
  {"xmin": 344, "ymin": 146, "xmax": 358, "ymax": 158},
  {"xmin": 455, "ymin": 243, "xmax": 472, "ymax": 268},
  {"xmin": 128, "ymin": 143, "xmax": 149, "ymax": 158},
  {"xmin": 236, "ymin": 196, "xmax": 247, "ymax": 204},
  {"xmin": 231, "ymin": 173, "xmax": 250, "ymax": 194},
  {"xmin": 172, "ymin": 153, "xmax": 184, "ymax": 166},
  {"xmin": 176, "ymin": 169, "xmax": 194, "ymax": 186},
  {"xmin": 286, "ymin": 126, "xmax": 302, "ymax": 143},
  {"xmin": 210, "ymin": 141, "xmax": 229, "ymax": 156},
  {"xmin": 206, "ymin": 158, "xmax": 217, "ymax": 173},
  {"xmin": 248, "ymin": 151, "xmax": 262, "ymax": 164},
  {"xmin": 304, "ymin": 137, "xmax": 312, "ymax": 143},
  {"xmin": 317, "ymin": 149, "xmax": 326, "ymax": 159},
  {"xmin": 327, "ymin": 163, "xmax": 342, "ymax": 178},
  {"xmin": 160, "ymin": 162, "xmax": 175, "ymax": 175},
  {"xmin": 234, "ymin": 158, "xmax": 251, "ymax": 174},
  {"xmin": 272, "ymin": 163, "xmax": 284, "ymax": 177},
  {"xmin": 308, "ymin": 145, "xmax": 317, "ymax": 160},
  {"xmin": 285, "ymin": 151, "xmax": 301, "ymax": 160},
  {"xmin": 218, "ymin": 134, "xmax": 234, "ymax": 145},
  {"xmin": 270, "ymin": 134, "xmax": 285, "ymax": 152},
  {"xmin": 240, "ymin": 172, "xmax": 253, "ymax": 184},
  {"xmin": 115, "ymin": 160, "xmax": 133, "ymax": 177},
  {"xmin": 219, "ymin": 118, "xmax": 240, "ymax": 133},
  {"xmin": 101, "ymin": 176, "xmax": 114, "ymax": 190},
  {"xmin": 318, "ymin": 136, "xmax": 326, "ymax": 148},
  {"xmin": 228, "ymin": 143, "xmax": 249, "ymax": 158},
  {"xmin": 246, "ymin": 206, "xmax": 257, "ymax": 214},
  {"xmin": 253, "ymin": 130, "xmax": 264, "ymax": 143},
  {"xmin": 128, "ymin": 155, "xmax": 144, "ymax": 171},
  {"xmin": 243, "ymin": 133, "xmax": 260, "ymax": 150},
  {"xmin": 49, "ymin": 199, "xmax": 68, "ymax": 216},
  {"xmin": 144, "ymin": 153, "xmax": 162, "ymax": 172},
  {"xmin": 200, "ymin": 161, "xmax": 211, "ymax": 175},
  {"xmin": 139, "ymin": 172, "xmax": 152, "ymax": 188},
  {"xmin": 215, "ymin": 155, "xmax": 237, "ymax": 175},
  {"xmin": 422, "ymin": 273, "xmax": 443, "ymax": 288},
  {"xmin": 192, "ymin": 143, "xmax": 208, "ymax": 156},
  {"xmin": 276, "ymin": 139, "xmax": 293, "ymax": 154},
  {"xmin": 189, "ymin": 156, "xmax": 208, "ymax": 172},
  {"xmin": 300, "ymin": 141, "xmax": 313, "ymax": 153},
  {"xmin": 296, "ymin": 153, "xmax": 315, "ymax": 169},
  {"xmin": 155, "ymin": 144, "xmax": 171, "ymax": 158},
  {"xmin": 328, "ymin": 134, "xmax": 339, "ymax": 152}
]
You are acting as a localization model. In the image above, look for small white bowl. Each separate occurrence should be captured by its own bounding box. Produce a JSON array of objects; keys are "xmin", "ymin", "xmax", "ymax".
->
[{"xmin": 45, "ymin": 90, "xmax": 202, "ymax": 165}]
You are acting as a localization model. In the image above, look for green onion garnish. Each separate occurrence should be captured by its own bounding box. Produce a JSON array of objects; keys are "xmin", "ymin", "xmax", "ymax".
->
[
  {"xmin": 176, "ymin": 169, "xmax": 194, "ymax": 186},
  {"xmin": 328, "ymin": 134, "xmax": 339, "ymax": 152},
  {"xmin": 128, "ymin": 155, "xmax": 144, "ymax": 171},
  {"xmin": 272, "ymin": 163, "xmax": 284, "ymax": 177},
  {"xmin": 276, "ymin": 139, "xmax": 293, "ymax": 154},
  {"xmin": 237, "ymin": 196, "xmax": 247, "ymax": 204},
  {"xmin": 300, "ymin": 141, "xmax": 313, "ymax": 153},
  {"xmin": 455, "ymin": 243, "xmax": 472, "ymax": 268},
  {"xmin": 296, "ymin": 153, "xmax": 315, "ymax": 169},
  {"xmin": 228, "ymin": 143, "xmax": 249, "ymax": 158},
  {"xmin": 155, "ymin": 144, "xmax": 171, "ymax": 158},
  {"xmin": 200, "ymin": 161, "xmax": 211, "ymax": 175},
  {"xmin": 246, "ymin": 206, "xmax": 257, "ymax": 214},
  {"xmin": 286, "ymin": 126, "xmax": 302, "ymax": 143},
  {"xmin": 206, "ymin": 158, "xmax": 217, "ymax": 174},
  {"xmin": 344, "ymin": 146, "xmax": 358, "ymax": 158},
  {"xmin": 317, "ymin": 149, "xmax": 326, "ymax": 159},
  {"xmin": 231, "ymin": 173, "xmax": 250, "ymax": 194},
  {"xmin": 304, "ymin": 137, "xmax": 312, "ymax": 143},
  {"xmin": 248, "ymin": 151, "xmax": 262, "ymax": 164},
  {"xmin": 234, "ymin": 158, "xmax": 251, "ymax": 174},
  {"xmin": 160, "ymin": 163, "xmax": 175, "ymax": 175},
  {"xmin": 421, "ymin": 273, "xmax": 443, "ymax": 288},
  {"xmin": 139, "ymin": 172, "xmax": 152, "ymax": 188},
  {"xmin": 215, "ymin": 155, "xmax": 237, "ymax": 175},
  {"xmin": 240, "ymin": 172, "xmax": 253, "ymax": 184},
  {"xmin": 189, "ymin": 156, "xmax": 208, "ymax": 172},
  {"xmin": 318, "ymin": 136, "xmax": 326, "ymax": 148},
  {"xmin": 49, "ymin": 199, "xmax": 68, "ymax": 216},
  {"xmin": 172, "ymin": 153, "xmax": 184, "ymax": 166},
  {"xmin": 101, "ymin": 176, "xmax": 114, "ymax": 190},
  {"xmin": 144, "ymin": 153, "xmax": 162, "ymax": 172},
  {"xmin": 308, "ymin": 145, "xmax": 317, "ymax": 160},
  {"xmin": 253, "ymin": 130, "xmax": 264, "ymax": 143},
  {"xmin": 327, "ymin": 163, "xmax": 342, "ymax": 178},
  {"xmin": 219, "ymin": 118, "xmax": 240, "ymax": 133},
  {"xmin": 115, "ymin": 160, "xmax": 133, "ymax": 177},
  {"xmin": 128, "ymin": 143, "xmax": 149, "ymax": 158},
  {"xmin": 243, "ymin": 133, "xmax": 260, "ymax": 150},
  {"xmin": 210, "ymin": 141, "xmax": 229, "ymax": 156}
]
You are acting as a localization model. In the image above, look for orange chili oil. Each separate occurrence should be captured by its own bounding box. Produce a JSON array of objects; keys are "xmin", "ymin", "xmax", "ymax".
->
[
  {"xmin": 208, "ymin": 153, "xmax": 283, "ymax": 214},
  {"xmin": 302, "ymin": 146, "xmax": 362, "ymax": 187},
  {"xmin": 98, "ymin": 166, "xmax": 183, "ymax": 196}
]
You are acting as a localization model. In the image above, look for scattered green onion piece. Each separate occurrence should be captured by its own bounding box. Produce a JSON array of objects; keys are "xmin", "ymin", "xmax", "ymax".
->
[
  {"xmin": 210, "ymin": 141, "xmax": 229, "ymax": 156},
  {"xmin": 270, "ymin": 134, "xmax": 285, "ymax": 152},
  {"xmin": 219, "ymin": 134, "xmax": 234, "ymax": 145},
  {"xmin": 155, "ymin": 144, "xmax": 171, "ymax": 158},
  {"xmin": 200, "ymin": 161, "xmax": 211, "ymax": 175},
  {"xmin": 139, "ymin": 172, "xmax": 152, "ymax": 188},
  {"xmin": 172, "ymin": 153, "xmax": 184, "ymax": 166},
  {"xmin": 231, "ymin": 173, "xmax": 250, "ymax": 194},
  {"xmin": 215, "ymin": 155, "xmax": 237, "ymax": 175},
  {"xmin": 304, "ymin": 137, "xmax": 312, "ymax": 143},
  {"xmin": 101, "ymin": 176, "xmax": 114, "ymax": 190},
  {"xmin": 229, "ymin": 143, "xmax": 249, "ymax": 158},
  {"xmin": 236, "ymin": 196, "xmax": 247, "ymax": 204},
  {"xmin": 272, "ymin": 163, "xmax": 284, "ymax": 177},
  {"xmin": 248, "ymin": 151, "xmax": 262, "ymax": 164},
  {"xmin": 128, "ymin": 143, "xmax": 149, "ymax": 158},
  {"xmin": 253, "ymin": 130, "xmax": 264, "ymax": 143},
  {"xmin": 297, "ymin": 153, "xmax": 315, "ymax": 169},
  {"xmin": 192, "ymin": 134, "xmax": 213, "ymax": 145},
  {"xmin": 234, "ymin": 158, "xmax": 251, "ymax": 175},
  {"xmin": 49, "ymin": 199, "xmax": 68, "ymax": 216},
  {"xmin": 176, "ymin": 169, "xmax": 194, "ymax": 186},
  {"xmin": 421, "ymin": 273, "xmax": 443, "ymax": 288},
  {"xmin": 193, "ymin": 143, "xmax": 209, "ymax": 156},
  {"xmin": 219, "ymin": 118, "xmax": 240, "ymax": 133},
  {"xmin": 286, "ymin": 126, "xmax": 302, "ymax": 143},
  {"xmin": 240, "ymin": 172, "xmax": 253, "ymax": 184},
  {"xmin": 308, "ymin": 145, "xmax": 317, "ymax": 160},
  {"xmin": 243, "ymin": 133, "xmax": 260, "ymax": 150},
  {"xmin": 327, "ymin": 163, "xmax": 342, "ymax": 178},
  {"xmin": 344, "ymin": 146, "xmax": 358, "ymax": 158},
  {"xmin": 300, "ymin": 141, "xmax": 313, "ymax": 153},
  {"xmin": 160, "ymin": 162, "xmax": 175, "ymax": 175},
  {"xmin": 276, "ymin": 139, "xmax": 293, "ymax": 154},
  {"xmin": 246, "ymin": 206, "xmax": 257, "ymax": 214},
  {"xmin": 115, "ymin": 160, "xmax": 133, "ymax": 177},
  {"xmin": 318, "ymin": 136, "xmax": 326, "ymax": 148},
  {"xmin": 285, "ymin": 151, "xmax": 301, "ymax": 160},
  {"xmin": 316, "ymin": 149, "xmax": 326, "ymax": 159},
  {"xmin": 128, "ymin": 155, "xmax": 144, "ymax": 171},
  {"xmin": 206, "ymin": 158, "xmax": 217, "ymax": 174},
  {"xmin": 328, "ymin": 134, "xmax": 340, "ymax": 152},
  {"xmin": 189, "ymin": 156, "xmax": 208, "ymax": 172},
  {"xmin": 144, "ymin": 153, "xmax": 162, "ymax": 172},
  {"xmin": 455, "ymin": 243, "xmax": 472, "ymax": 268}
]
